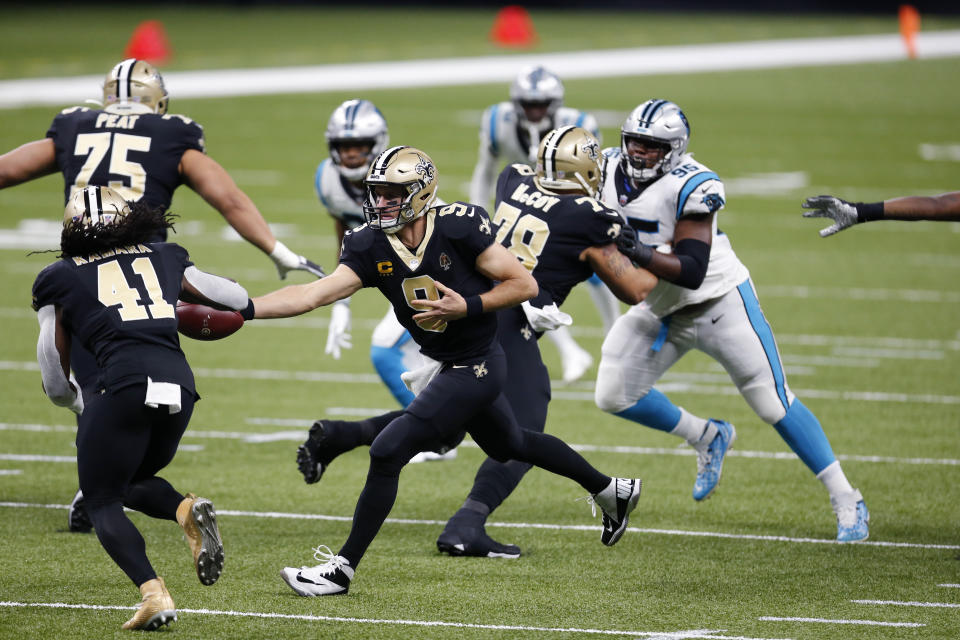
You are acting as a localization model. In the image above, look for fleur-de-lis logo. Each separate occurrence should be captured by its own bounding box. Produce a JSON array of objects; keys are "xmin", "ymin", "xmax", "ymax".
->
[
  {"xmin": 414, "ymin": 154, "xmax": 436, "ymax": 181},
  {"xmin": 607, "ymin": 223, "xmax": 621, "ymax": 239},
  {"xmin": 473, "ymin": 362, "xmax": 488, "ymax": 379},
  {"xmin": 478, "ymin": 218, "xmax": 492, "ymax": 236},
  {"xmin": 581, "ymin": 139, "xmax": 600, "ymax": 161},
  {"xmin": 520, "ymin": 325, "xmax": 532, "ymax": 341}
]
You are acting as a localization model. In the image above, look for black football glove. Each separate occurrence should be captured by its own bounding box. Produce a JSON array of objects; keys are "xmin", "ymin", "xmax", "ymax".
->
[{"xmin": 616, "ymin": 224, "xmax": 653, "ymax": 267}]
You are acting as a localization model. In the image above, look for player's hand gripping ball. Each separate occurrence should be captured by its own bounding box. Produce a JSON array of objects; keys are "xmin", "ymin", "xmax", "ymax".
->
[{"xmin": 176, "ymin": 301, "xmax": 244, "ymax": 341}]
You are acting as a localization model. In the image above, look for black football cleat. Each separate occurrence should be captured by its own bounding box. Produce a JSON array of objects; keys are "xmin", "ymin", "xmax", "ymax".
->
[
  {"xmin": 297, "ymin": 420, "xmax": 336, "ymax": 485},
  {"xmin": 68, "ymin": 489, "xmax": 93, "ymax": 533},
  {"xmin": 437, "ymin": 518, "xmax": 520, "ymax": 559}
]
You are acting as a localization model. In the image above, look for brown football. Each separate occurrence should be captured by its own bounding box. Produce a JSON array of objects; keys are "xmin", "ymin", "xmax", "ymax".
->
[{"xmin": 176, "ymin": 301, "xmax": 244, "ymax": 341}]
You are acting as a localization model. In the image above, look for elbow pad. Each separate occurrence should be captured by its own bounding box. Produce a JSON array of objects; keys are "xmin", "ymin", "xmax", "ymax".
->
[
  {"xmin": 184, "ymin": 266, "xmax": 249, "ymax": 310},
  {"xmin": 672, "ymin": 238, "xmax": 710, "ymax": 289}
]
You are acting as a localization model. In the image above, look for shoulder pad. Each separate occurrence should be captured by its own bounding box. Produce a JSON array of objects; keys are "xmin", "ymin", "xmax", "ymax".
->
[{"xmin": 435, "ymin": 202, "xmax": 493, "ymax": 239}]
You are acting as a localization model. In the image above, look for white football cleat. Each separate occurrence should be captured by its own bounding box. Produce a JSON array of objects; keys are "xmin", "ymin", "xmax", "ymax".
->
[
  {"xmin": 281, "ymin": 545, "xmax": 353, "ymax": 596},
  {"xmin": 409, "ymin": 447, "xmax": 458, "ymax": 464}
]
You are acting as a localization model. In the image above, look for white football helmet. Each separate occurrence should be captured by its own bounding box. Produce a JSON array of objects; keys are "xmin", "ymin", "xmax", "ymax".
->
[
  {"xmin": 63, "ymin": 186, "xmax": 130, "ymax": 227},
  {"xmin": 326, "ymin": 99, "xmax": 389, "ymax": 182},
  {"xmin": 102, "ymin": 58, "xmax": 168, "ymax": 115},
  {"xmin": 534, "ymin": 126, "xmax": 602, "ymax": 197},
  {"xmin": 510, "ymin": 65, "xmax": 564, "ymax": 132},
  {"xmin": 620, "ymin": 99, "xmax": 690, "ymax": 182},
  {"xmin": 363, "ymin": 146, "xmax": 438, "ymax": 234}
]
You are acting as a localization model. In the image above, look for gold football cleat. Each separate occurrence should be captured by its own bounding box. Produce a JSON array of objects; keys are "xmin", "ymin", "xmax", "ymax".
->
[
  {"xmin": 176, "ymin": 493, "xmax": 224, "ymax": 586},
  {"xmin": 122, "ymin": 577, "xmax": 176, "ymax": 631}
]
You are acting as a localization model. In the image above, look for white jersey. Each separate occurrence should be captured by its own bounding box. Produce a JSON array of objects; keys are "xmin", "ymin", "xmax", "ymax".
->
[
  {"xmin": 469, "ymin": 102, "xmax": 599, "ymax": 208},
  {"xmin": 598, "ymin": 148, "xmax": 749, "ymax": 318},
  {"xmin": 314, "ymin": 158, "xmax": 365, "ymax": 230}
]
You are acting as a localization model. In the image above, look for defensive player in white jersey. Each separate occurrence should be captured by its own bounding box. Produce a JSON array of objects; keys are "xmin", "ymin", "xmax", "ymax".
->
[
  {"xmin": 469, "ymin": 65, "xmax": 619, "ymax": 383},
  {"xmin": 595, "ymin": 99, "xmax": 869, "ymax": 542},
  {"xmin": 314, "ymin": 100, "xmax": 455, "ymax": 462}
]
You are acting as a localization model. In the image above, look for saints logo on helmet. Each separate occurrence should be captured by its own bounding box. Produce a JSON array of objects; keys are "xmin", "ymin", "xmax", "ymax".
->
[
  {"xmin": 362, "ymin": 146, "xmax": 439, "ymax": 234},
  {"xmin": 64, "ymin": 186, "xmax": 131, "ymax": 228},
  {"xmin": 534, "ymin": 126, "xmax": 603, "ymax": 197},
  {"xmin": 510, "ymin": 65, "xmax": 564, "ymax": 133},
  {"xmin": 326, "ymin": 99, "xmax": 389, "ymax": 182},
  {"xmin": 103, "ymin": 58, "xmax": 169, "ymax": 115},
  {"xmin": 620, "ymin": 99, "xmax": 690, "ymax": 183}
]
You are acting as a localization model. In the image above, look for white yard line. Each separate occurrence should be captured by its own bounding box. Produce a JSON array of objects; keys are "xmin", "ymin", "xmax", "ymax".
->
[
  {"xmin": 4, "ymin": 421, "xmax": 959, "ymax": 466},
  {"xmin": 851, "ymin": 599, "xmax": 960, "ymax": 608},
  {"xmin": 939, "ymin": 584, "xmax": 960, "ymax": 588},
  {"xmin": 758, "ymin": 616, "xmax": 924, "ymax": 627},
  {"xmin": 2, "ymin": 31, "xmax": 959, "ymax": 109},
  {"xmin": 0, "ymin": 602, "xmax": 787, "ymax": 639},
  {"xmin": 1, "ymin": 501, "xmax": 957, "ymax": 551}
]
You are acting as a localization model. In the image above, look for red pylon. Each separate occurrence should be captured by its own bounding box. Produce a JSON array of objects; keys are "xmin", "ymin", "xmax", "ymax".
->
[
  {"xmin": 899, "ymin": 5, "xmax": 921, "ymax": 59},
  {"xmin": 124, "ymin": 20, "xmax": 172, "ymax": 66},
  {"xmin": 490, "ymin": 6, "xmax": 538, "ymax": 49}
]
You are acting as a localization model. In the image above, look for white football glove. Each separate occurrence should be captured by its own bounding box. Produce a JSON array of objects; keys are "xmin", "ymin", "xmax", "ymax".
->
[
  {"xmin": 802, "ymin": 195, "xmax": 859, "ymax": 237},
  {"xmin": 521, "ymin": 301, "xmax": 573, "ymax": 332},
  {"xmin": 269, "ymin": 240, "xmax": 326, "ymax": 280},
  {"xmin": 325, "ymin": 300, "xmax": 352, "ymax": 360}
]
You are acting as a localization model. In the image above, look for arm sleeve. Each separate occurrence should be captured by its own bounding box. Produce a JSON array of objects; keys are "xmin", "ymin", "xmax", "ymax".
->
[
  {"xmin": 36, "ymin": 305, "xmax": 79, "ymax": 409},
  {"xmin": 183, "ymin": 265, "xmax": 250, "ymax": 310}
]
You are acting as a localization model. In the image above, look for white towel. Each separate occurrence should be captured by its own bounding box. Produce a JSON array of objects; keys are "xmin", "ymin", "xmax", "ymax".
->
[
  {"xmin": 145, "ymin": 377, "xmax": 182, "ymax": 414},
  {"xmin": 521, "ymin": 301, "xmax": 572, "ymax": 332},
  {"xmin": 400, "ymin": 357, "xmax": 443, "ymax": 397}
]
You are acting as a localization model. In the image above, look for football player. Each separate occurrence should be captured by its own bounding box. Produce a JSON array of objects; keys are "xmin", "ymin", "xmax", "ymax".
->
[
  {"xmin": 294, "ymin": 127, "xmax": 658, "ymax": 558},
  {"xmin": 802, "ymin": 191, "xmax": 960, "ymax": 236},
  {"xmin": 246, "ymin": 146, "xmax": 642, "ymax": 595},
  {"xmin": 33, "ymin": 186, "xmax": 248, "ymax": 630},
  {"xmin": 0, "ymin": 58, "xmax": 324, "ymax": 532},
  {"xmin": 598, "ymin": 99, "xmax": 869, "ymax": 542},
  {"xmin": 469, "ymin": 64, "xmax": 620, "ymax": 384}
]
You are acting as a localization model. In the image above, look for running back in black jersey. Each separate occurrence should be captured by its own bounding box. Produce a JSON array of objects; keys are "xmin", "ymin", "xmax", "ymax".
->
[
  {"xmin": 493, "ymin": 163, "xmax": 623, "ymax": 307},
  {"xmin": 47, "ymin": 106, "xmax": 205, "ymax": 212},
  {"xmin": 338, "ymin": 203, "xmax": 497, "ymax": 362},
  {"xmin": 32, "ymin": 242, "xmax": 195, "ymax": 394}
]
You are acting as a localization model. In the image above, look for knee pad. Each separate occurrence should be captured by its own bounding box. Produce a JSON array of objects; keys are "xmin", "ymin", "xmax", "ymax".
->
[{"xmin": 594, "ymin": 362, "xmax": 647, "ymax": 413}]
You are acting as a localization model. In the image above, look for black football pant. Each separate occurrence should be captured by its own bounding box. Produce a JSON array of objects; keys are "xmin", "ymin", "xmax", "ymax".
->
[
  {"xmin": 77, "ymin": 383, "xmax": 193, "ymax": 587},
  {"xmin": 337, "ymin": 343, "xmax": 608, "ymax": 568}
]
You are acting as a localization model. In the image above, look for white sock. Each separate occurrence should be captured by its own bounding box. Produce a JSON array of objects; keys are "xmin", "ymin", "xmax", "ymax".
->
[
  {"xmin": 670, "ymin": 408, "xmax": 714, "ymax": 452},
  {"xmin": 816, "ymin": 461, "xmax": 855, "ymax": 499}
]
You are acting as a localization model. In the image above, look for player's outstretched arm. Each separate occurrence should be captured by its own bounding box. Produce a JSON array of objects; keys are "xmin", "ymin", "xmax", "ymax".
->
[
  {"xmin": 0, "ymin": 139, "xmax": 58, "ymax": 189},
  {"xmin": 251, "ymin": 264, "xmax": 362, "ymax": 319},
  {"xmin": 180, "ymin": 266, "xmax": 250, "ymax": 311},
  {"xmin": 582, "ymin": 243, "xmax": 657, "ymax": 305},
  {"xmin": 180, "ymin": 149, "xmax": 325, "ymax": 279},
  {"xmin": 802, "ymin": 191, "xmax": 960, "ymax": 237}
]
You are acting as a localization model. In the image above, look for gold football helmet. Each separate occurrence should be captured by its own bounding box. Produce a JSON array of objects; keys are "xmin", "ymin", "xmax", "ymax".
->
[
  {"xmin": 103, "ymin": 58, "xmax": 168, "ymax": 114},
  {"xmin": 64, "ymin": 186, "xmax": 131, "ymax": 227},
  {"xmin": 362, "ymin": 146, "xmax": 439, "ymax": 234},
  {"xmin": 534, "ymin": 126, "xmax": 602, "ymax": 197}
]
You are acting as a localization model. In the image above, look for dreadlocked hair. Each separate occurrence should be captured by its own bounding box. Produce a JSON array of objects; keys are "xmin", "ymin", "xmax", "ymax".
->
[{"xmin": 59, "ymin": 202, "xmax": 176, "ymax": 258}]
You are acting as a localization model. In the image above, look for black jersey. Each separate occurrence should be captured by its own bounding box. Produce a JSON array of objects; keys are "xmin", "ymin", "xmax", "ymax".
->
[
  {"xmin": 493, "ymin": 163, "xmax": 623, "ymax": 307},
  {"xmin": 339, "ymin": 203, "xmax": 498, "ymax": 362},
  {"xmin": 46, "ymin": 106, "xmax": 205, "ymax": 211},
  {"xmin": 32, "ymin": 242, "xmax": 195, "ymax": 394}
]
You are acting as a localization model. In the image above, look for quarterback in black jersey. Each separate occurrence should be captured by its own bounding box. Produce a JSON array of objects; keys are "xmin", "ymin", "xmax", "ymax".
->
[
  {"xmin": 292, "ymin": 127, "xmax": 657, "ymax": 559},
  {"xmin": 249, "ymin": 145, "xmax": 642, "ymax": 596},
  {"xmin": 33, "ymin": 187, "xmax": 253, "ymax": 630},
  {"xmin": 2, "ymin": 59, "xmax": 322, "ymax": 531}
]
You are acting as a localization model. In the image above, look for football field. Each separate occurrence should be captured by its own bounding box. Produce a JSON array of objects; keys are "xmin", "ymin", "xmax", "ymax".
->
[{"xmin": 1, "ymin": 6, "xmax": 959, "ymax": 639}]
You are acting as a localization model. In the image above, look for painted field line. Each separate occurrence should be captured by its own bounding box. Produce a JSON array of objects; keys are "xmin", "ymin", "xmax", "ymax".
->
[
  {"xmin": 2, "ymin": 501, "xmax": 957, "ymax": 551},
  {"xmin": 0, "ymin": 454, "xmax": 75, "ymax": 463},
  {"xmin": 0, "ymin": 469, "xmax": 22, "ymax": 475},
  {"xmin": 939, "ymin": 584, "xmax": 960, "ymax": 588},
  {"xmin": 758, "ymin": 616, "xmax": 923, "ymax": 627},
  {"xmin": 4, "ymin": 421, "xmax": 959, "ymax": 467},
  {"xmin": 852, "ymin": 599, "xmax": 960, "ymax": 608},
  {"xmin": 0, "ymin": 602, "xmax": 784, "ymax": 639},
  {"xmin": 4, "ymin": 360, "xmax": 958, "ymax": 405}
]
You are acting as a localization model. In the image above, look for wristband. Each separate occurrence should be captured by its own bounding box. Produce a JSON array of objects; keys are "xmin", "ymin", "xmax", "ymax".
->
[
  {"xmin": 465, "ymin": 295, "xmax": 483, "ymax": 317},
  {"xmin": 855, "ymin": 201, "xmax": 884, "ymax": 223},
  {"xmin": 240, "ymin": 298, "xmax": 255, "ymax": 321}
]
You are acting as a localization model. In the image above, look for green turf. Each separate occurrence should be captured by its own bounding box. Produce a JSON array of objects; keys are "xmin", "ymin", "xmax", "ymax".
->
[{"xmin": 1, "ymin": 6, "xmax": 959, "ymax": 640}]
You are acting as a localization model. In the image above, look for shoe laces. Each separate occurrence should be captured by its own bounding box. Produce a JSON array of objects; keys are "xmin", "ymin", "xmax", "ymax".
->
[
  {"xmin": 578, "ymin": 495, "xmax": 599, "ymax": 518},
  {"xmin": 307, "ymin": 544, "xmax": 347, "ymax": 575}
]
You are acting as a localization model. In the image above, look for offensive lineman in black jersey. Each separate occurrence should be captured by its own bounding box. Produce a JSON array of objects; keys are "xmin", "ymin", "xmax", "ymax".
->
[
  {"xmin": 1, "ymin": 58, "xmax": 323, "ymax": 531},
  {"xmin": 246, "ymin": 145, "xmax": 642, "ymax": 596},
  {"xmin": 33, "ymin": 186, "xmax": 254, "ymax": 630},
  {"xmin": 294, "ymin": 127, "xmax": 658, "ymax": 558}
]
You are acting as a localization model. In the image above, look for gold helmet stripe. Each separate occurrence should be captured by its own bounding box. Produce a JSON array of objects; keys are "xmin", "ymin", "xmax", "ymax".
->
[
  {"xmin": 81, "ymin": 186, "xmax": 103, "ymax": 226},
  {"xmin": 541, "ymin": 125, "xmax": 576, "ymax": 183}
]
